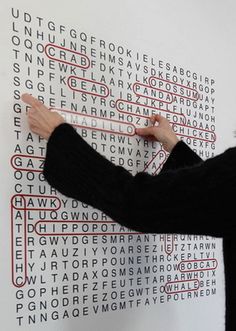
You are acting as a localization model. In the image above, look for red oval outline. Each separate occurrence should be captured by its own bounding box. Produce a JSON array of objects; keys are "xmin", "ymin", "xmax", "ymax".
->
[
  {"xmin": 11, "ymin": 196, "xmax": 27, "ymax": 288},
  {"xmin": 143, "ymin": 150, "xmax": 167, "ymax": 172},
  {"xmin": 11, "ymin": 194, "xmax": 61, "ymax": 211},
  {"xmin": 133, "ymin": 82, "xmax": 173, "ymax": 104},
  {"xmin": 44, "ymin": 43, "xmax": 90, "ymax": 69},
  {"xmin": 164, "ymin": 279, "xmax": 200, "ymax": 294},
  {"xmin": 34, "ymin": 220, "xmax": 140, "ymax": 236},
  {"xmin": 10, "ymin": 154, "xmax": 45, "ymax": 173},
  {"xmin": 51, "ymin": 107, "xmax": 136, "ymax": 137},
  {"xmin": 172, "ymin": 122, "xmax": 216, "ymax": 143},
  {"xmin": 115, "ymin": 99, "xmax": 186, "ymax": 124},
  {"xmin": 149, "ymin": 76, "xmax": 199, "ymax": 102},
  {"xmin": 178, "ymin": 258, "xmax": 218, "ymax": 273},
  {"xmin": 67, "ymin": 76, "xmax": 110, "ymax": 98}
]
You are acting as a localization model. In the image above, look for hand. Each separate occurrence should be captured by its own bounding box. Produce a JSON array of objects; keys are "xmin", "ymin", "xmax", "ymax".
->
[
  {"xmin": 136, "ymin": 114, "xmax": 179, "ymax": 152},
  {"xmin": 21, "ymin": 94, "xmax": 65, "ymax": 140}
]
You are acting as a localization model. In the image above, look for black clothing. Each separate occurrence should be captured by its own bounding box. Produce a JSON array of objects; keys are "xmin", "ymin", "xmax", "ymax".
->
[{"xmin": 44, "ymin": 123, "xmax": 236, "ymax": 330}]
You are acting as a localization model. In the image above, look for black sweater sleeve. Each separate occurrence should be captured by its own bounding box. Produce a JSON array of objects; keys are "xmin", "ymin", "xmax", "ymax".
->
[
  {"xmin": 43, "ymin": 123, "xmax": 236, "ymax": 238},
  {"xmin": 160, "ymin": 140, "xmax": 203, "ymax": 172}
]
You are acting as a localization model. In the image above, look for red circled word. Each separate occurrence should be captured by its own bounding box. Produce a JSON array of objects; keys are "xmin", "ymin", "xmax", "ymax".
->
[
  {"xmin": 178, "ymin": 258, "xmax": 218, "ymax": 273},
  {"xmin": 115, "ymin": 99, "xmax": 186, "ymax": 124},
  {"xmin": 164, "ymin": 279, "xmax": 200, "ymax": 294},
  {"xmin": 149, "ymin": 76, "xmax": 199, "ymax": 102},
  {"xmin": 133, "ymin": 82, "xmax": 173, "ymax": 104},
  {"xmin": 10, "ymin": 154, "xmax": 45, "ymax": 173},
  {"xmin": 34, "ymin": 220, "xmax": 140, "ymax": 236},
  {"xmin": 51, "ymin": 108, "xmax": 136, "ymax": 137},
  {"xmin": 67, "ymin": 76, "xmax": 109, "ymax": 98},
  {"xmin": 44, "ymin": 43, "xmax": 90, "ymax": 69}
]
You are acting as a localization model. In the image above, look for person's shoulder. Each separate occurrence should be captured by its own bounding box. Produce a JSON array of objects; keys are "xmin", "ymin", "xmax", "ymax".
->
[
  {"xmin": 221, "ymin": 145, "xmax": 236, "ymax": 161},
  {"xmin": 204, "ymin": 145, "xmax": 236, "ymax": 171}
]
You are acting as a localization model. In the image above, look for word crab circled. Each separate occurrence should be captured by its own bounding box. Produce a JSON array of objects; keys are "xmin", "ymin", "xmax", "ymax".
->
[{"xmin": 44, "ymin": 43, "xmax": 90, "ymax": 69}]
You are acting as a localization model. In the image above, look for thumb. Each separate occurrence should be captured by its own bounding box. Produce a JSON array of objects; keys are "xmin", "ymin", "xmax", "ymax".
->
[
  {"xmin": 150, "ymin": 114, "xmax": 162, "ymax": 124},
  {"xmin": 136, "ymin": 126, "xmax": 155, "ymax": 136}
]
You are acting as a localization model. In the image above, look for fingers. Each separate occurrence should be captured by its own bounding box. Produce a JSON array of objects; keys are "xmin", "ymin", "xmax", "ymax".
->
[
  {"xmin": 150, "ymin": 114, "xmax": 159, "ymax": 124},
  {"xmin": 136, "ymin": 126, "xmax": 155, "ymax": 136},
  {"xmin": 136, "ymin": 115, "xmax": 162, "ymax": 136},
  {"xmin": 21, "ymin": 93, "xmax": 48, "ymax": 112},
  {"xmin": 150, "ymin": 114, "xmax": 163, "ymax": 125},
  {"xmin": 27, "ymin": 107, "xmax": 36, "ymax": 116}
]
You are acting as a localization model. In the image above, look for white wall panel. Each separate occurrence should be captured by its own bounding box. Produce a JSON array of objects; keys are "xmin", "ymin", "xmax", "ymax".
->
[{"xmin": 1, "ymin": 1, "xmax": 235, "ymax": 330}]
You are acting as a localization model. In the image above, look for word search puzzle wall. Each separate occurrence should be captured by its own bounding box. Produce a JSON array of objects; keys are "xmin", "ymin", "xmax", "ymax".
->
[{"xmin": 1, "ymin": 1, "xmax": 236, "ymax": 331}]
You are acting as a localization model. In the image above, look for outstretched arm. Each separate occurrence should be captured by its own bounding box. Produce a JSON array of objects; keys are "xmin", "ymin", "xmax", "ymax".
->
[
  {"xmin": 43, "ymin": 122, "xmax": 236, "ymax": 239},
  {"xmin": 136, "ymin": 114, "xmax": 203, "ymax": 171},
  {"xmin": 22, "ymin": 94, "xmax": 235, "ymax": 239}
]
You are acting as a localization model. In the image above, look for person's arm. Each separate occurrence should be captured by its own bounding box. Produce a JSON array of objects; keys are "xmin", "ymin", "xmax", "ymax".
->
[
  {"xmin": 160, "ymin": 140, "xmax": 203, "ymax": 172},
  {"xmin": 21, "ymin": 94, "xmax": 235, "ymax": 239},
  {"xmin": 43, "ymin": 123, "xmax": 236, "ymax": 239},
  {"xmin": 135, "ymin": 114, "xmax": 203, "ymax": 171}
]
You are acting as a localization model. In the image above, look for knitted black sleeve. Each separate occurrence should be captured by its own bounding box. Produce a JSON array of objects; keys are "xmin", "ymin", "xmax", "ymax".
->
[
  {"xmin": 161, "ymin": 140, "xmax": 203, "ymax": 172},
  {"xmin": 43, "ymin": 123, "xmax": 236, "ymax": 238}
]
